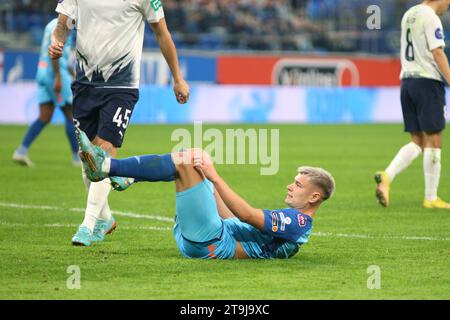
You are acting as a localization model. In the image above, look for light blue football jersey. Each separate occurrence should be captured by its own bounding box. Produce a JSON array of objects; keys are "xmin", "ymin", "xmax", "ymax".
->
[
  {"xmin": 223, "ymin": 208, "xmax": 313, "ymax": 259},
  {"xmin": 36, "ymin": 18, "xmax": 72, "ymax": 83}
]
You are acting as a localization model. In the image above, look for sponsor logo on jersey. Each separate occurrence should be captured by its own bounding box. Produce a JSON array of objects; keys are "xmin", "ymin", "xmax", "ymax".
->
[
  {"xmin": 435, "ymin": 28, "xmax": 444, "ymax": 40},
  {"xmin": 151, "ymin": 0, "xmax": 162, "ymax": 11},
  {"xmin": 298, "ymin": 214, "xmax": 307, "ymax": 227},
  {"xmin": 271, "ymin": 211, "xmax": 278, "ymax": 232}
]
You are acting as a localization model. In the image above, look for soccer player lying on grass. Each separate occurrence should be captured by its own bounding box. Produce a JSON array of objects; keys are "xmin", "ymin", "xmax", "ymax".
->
[{"xmin": 76, "ymin": 129, "xmax": 335, "ymax": 259}]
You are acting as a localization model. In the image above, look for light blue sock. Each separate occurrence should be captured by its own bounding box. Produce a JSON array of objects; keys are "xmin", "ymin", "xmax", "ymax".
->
[{"xmin": 110, "ymin": 154, "xmax": 176, "ymax": 182}]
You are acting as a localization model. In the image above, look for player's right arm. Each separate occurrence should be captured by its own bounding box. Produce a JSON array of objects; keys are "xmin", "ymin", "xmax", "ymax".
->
[
  {"xmin": 422, "ymin": 8, "xmax": 449, "ymax": 83},
  {"xmin": 49, "ymin": 14, "xmax": 69, "ymax": 60},
  {"xmin": 432, "ymin": 47, "xmax": 450, "ymax": 84},
  {"xmin": 193, "ymin": 151, "xmax": 265, "ymax": 230},
  {"xmin": 210, "ymin": 175, "xmax": 265, "ymax": 230}
]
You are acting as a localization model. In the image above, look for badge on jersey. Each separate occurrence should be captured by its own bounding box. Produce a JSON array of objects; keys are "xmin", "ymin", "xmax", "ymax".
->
[
  {"xmin": 151, "ymin": 0, "xmax": 162, "ymax": 11},
  {"xmin": 264, "ymin": 209, "xmax": 312, "ymax": 243},
  {"xmin": 271, "ymin": 211, "xmax": 278, "ymax": 232},
  {"xmin": 435, "ymin": 28, "xmax": 444, "ymax": 40},
  {"xmin": 298, "ymin": 214, "xmax": 307, "ymax": 227}
]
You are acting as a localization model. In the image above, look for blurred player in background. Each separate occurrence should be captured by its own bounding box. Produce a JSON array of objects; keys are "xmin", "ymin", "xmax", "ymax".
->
[
  {"xmin": 375, "ymin": 0, "xmax": 450, "ymax": 209},
  {"xmin": 12, "ymin": 18, "xmax": 79, "ymax": 167},
  {"xmin": 76, "ymin": 129, "xmax": 335, "ymax": 259},
  {"xmin": 49, "ymin": 0, "xmax": 190, "ymax": 246}
]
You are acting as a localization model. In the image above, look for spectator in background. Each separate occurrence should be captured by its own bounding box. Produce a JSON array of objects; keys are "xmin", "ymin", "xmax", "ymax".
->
[{"xmin": 4, "ymin": 0, "xmax": 449, "ymax": 53}]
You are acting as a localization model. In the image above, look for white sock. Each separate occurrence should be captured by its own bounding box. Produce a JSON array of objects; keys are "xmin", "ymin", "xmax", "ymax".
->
[
  {"xmin": 102, "ymin": 157, "xmax": 111, "ymax": 174},
  {"xmin": 99, "ymin": 201, "xmax": 112, "ymax": 221},
  {"xmin": 81, "ymin": 168, "xmax": 112, "ymax": 222},
  {"xmin": 81, "ymin": 167, "xmax": 91, "ymax": 192},
  {"xmin": 385, "ymin": 142, "xmax": 422, "ymax": 182},
  {"xmin": 80, "ymin": 178, "xmax": 112, "ymax": 231},
  {"xmin": 423, "ymin": 148, "xmax": 441, "ymax": 201}
]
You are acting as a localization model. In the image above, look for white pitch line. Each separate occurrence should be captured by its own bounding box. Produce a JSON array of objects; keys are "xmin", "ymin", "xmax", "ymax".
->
[
  {"xmin": 312, "ymin": 231, "xmax": 450, "ymax": 242},
  {"xmin": 0, "ymin": 221, "xmax": 172, "ymax": 231},
  {"xmin": 0, "ymin": 201, "xmax": 173, "ymax": 222},
  {"xmin": 1, "ymin": 201, "xmax": 449, "ymax": 242}
]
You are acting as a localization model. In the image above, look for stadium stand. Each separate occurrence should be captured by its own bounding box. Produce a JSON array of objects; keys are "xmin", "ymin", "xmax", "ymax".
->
[{"xmin": 0, "ymin": 0, "xmax": 447, "ymax": 53}]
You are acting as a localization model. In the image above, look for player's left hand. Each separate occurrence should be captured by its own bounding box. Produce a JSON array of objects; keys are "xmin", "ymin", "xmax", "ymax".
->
[
  {"xmin": 49, "ymin": 39, "xmax": 64, "ymax": 60},
  {"xmin": 173, "ymin": 80, "xmax": 190, "ymax": 104},
  {"xmin": 193, "ymin": 149, "xmax": 219, "ymax": 182}
]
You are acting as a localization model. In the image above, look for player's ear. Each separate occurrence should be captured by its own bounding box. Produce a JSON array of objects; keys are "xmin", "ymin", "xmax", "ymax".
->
[{"xmin": 310, "ymin": 191, "xmax": 322, "ymax": 205}]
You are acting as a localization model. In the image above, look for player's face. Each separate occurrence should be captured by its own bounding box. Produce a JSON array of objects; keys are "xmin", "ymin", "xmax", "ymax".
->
[
  {"xmin": 285, "ymin": 174, "xmax": 321, "ymax": 209},
  {"xmin": 437, "ymin": 0, "xmax": 450, "ymax": 15}
]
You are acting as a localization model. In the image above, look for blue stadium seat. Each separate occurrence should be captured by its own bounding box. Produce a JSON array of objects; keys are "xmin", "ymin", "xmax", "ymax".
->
[
  {"xmin": 16, "ymin": 13, "xmax": 28, "ymax": 32},
  {"xmin": 28, "ymin": 13, "xmax": 44, "ymax": 29},
  {"xmin": 198, "ymin": 34, "xmax": 224, "ymax": 50},
  {"xmin": 30, "ymin": 26, "xmax": 44, "ymax": 46}
]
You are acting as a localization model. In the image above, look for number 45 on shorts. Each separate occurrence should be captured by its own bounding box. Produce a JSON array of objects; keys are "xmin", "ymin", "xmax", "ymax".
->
[{"xmin": 113, "ymin": 107, "xmax": 131, "ymax": 129}]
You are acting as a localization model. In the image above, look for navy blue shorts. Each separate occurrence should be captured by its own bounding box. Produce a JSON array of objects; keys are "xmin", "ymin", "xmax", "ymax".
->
[
  {"xmin": 72, "ymin": 82, "xmax": 139, "ymax": 147},
  {"xmin": 401, "ymin": 78, "xmax": 446, "ymax": 133}
]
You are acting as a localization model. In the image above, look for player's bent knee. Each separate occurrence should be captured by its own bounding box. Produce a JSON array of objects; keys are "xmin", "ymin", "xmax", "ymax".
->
[{"xmin": 172, "ymin": 148, "xmax": 207, "ymax": 169}]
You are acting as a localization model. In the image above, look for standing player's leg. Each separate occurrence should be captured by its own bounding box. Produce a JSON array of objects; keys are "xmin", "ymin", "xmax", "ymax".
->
[
  {"xmin": 78, "ymin": 159, "xmax": 116, "ymax": 243},
  {"xmin": 70, "ymin": 84, "xmax": 112, "ymax": 246},
  {"xmin": 415, "ymin": 79, "xmax": 449, "ymax": 209},
  {"xmin": 422, "ymin": 131, "xmax": 450, "ymax": 209},
  {"xmin": 380, "ymin": 132, "xmax": 423, "ymax": 184},
  {"xmin": 71, "ymin": 87, "xmax": 138, "ymax": 246},
  {"xmin": 375, "ymin": 79, "xmax": 423, "ymax": 207},
  {"xmin": 73, "ymin": 136, "xmax": 117, "ymax": 246},
  {"xmin": 13, "ymin": 102, "xmax": 55, "ymax": 167}
]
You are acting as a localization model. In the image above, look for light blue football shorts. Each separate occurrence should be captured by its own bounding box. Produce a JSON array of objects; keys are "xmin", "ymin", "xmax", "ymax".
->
[
  {"xmin": 37, "ymin": 71, "xmax": 73, "ymax": 108},
  {"xmin": 173, "ymin": 179, "xmax": 236, "ymax": 259}
]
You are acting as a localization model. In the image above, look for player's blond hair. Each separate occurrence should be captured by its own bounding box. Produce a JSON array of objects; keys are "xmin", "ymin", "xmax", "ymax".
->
[{"xmin": 297, "ymin": 166, "xmax": 336, "ymax": 201}]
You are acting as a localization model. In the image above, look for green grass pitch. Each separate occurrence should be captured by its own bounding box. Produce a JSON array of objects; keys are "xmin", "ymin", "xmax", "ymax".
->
[{"xmin": 0, "ymin": 124, "xmax": 449, "ymax": 299}]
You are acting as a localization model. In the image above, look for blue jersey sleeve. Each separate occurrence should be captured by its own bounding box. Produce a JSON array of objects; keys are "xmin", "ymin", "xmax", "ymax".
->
[{"xmin": 262, "ymin": 208, "xmax": 312, "ymax": 243}]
